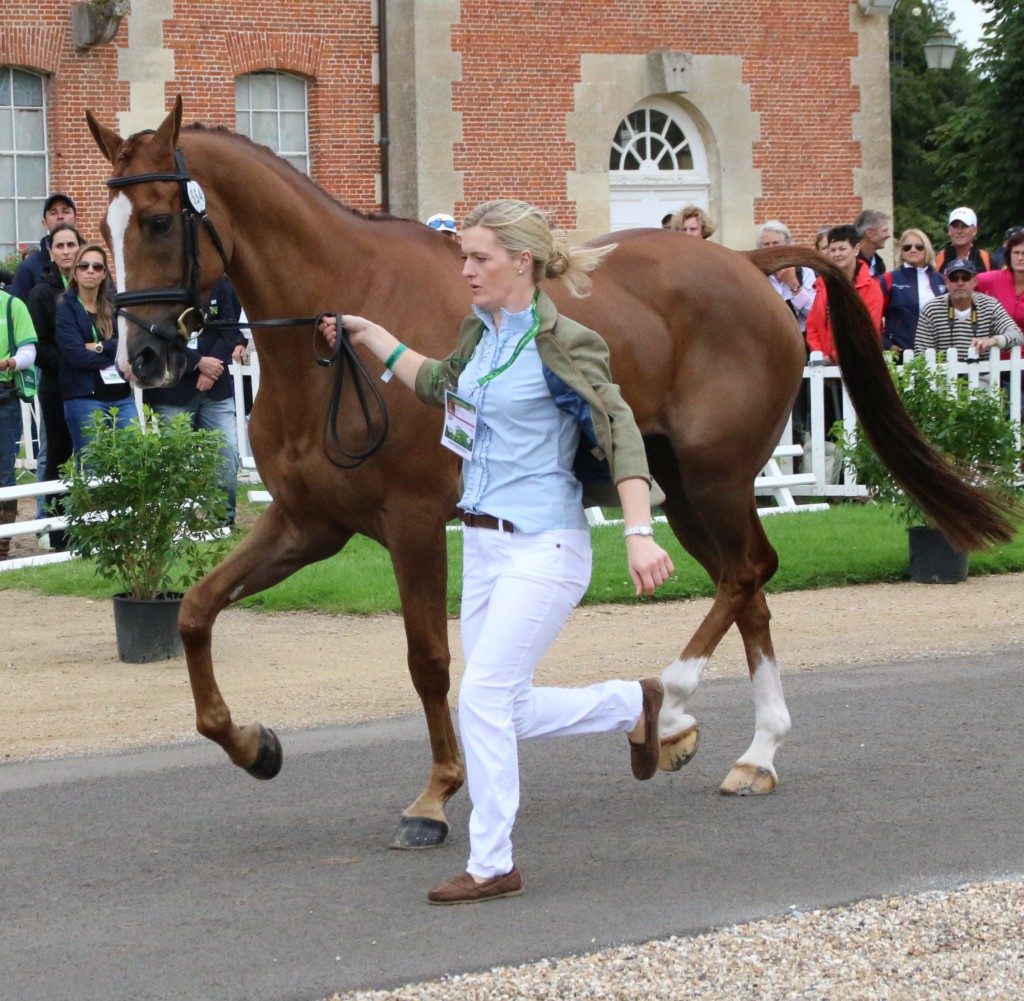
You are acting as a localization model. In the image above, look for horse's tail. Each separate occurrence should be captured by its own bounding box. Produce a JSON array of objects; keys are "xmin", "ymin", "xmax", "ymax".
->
[{"xmin": 746, "ymin": 246, "xmax": 1017, "ymax": 551}]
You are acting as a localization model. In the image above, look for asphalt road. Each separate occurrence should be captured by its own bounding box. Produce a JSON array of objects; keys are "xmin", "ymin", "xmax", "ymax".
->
[{"xmin": 3, "ymin": 646, "xmax": 1023, "ymax": 1001}]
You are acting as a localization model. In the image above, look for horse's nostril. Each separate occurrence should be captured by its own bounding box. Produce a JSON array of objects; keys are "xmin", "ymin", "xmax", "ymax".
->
[{"xmin": 131, "ymin": 345, "xmax": 160, "ymax": 377}]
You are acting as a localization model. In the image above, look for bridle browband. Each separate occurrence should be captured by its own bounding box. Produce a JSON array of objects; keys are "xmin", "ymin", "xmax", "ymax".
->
[{"xmin": 106, "ymin": 140, "xmax": 389, "ymax": 468}]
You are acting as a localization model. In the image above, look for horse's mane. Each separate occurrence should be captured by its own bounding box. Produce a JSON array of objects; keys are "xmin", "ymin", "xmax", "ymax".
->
[{"xmin": 179, "ymin": 121, "xmax": 413, "ymax": 226}]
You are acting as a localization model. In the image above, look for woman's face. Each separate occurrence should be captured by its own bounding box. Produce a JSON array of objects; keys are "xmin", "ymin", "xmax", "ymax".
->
[
  {"xmin": 460, "ymin": 225, "xmax": 531, "ymax": 313},
  {"xmin": 75, "ymin": 252, "xmax": 107, "ymax": 293},
  {"xmin": 827, "ymin": 239, "xmax": 857, "ymax": 277},
  {"xmin": 50, "ymin": 232, "xmax": 81, "ymax": 276},
  {"xmin": 680, "ymin": 216, "xmax": 703, "ymax": 238},
  {"xmin": 1009, "ymin": 243, "xmax": 1024, "ymax": 277},
  {"xmin": 900, "ymin": 235, "xmax": 927, "ymax": 268}
]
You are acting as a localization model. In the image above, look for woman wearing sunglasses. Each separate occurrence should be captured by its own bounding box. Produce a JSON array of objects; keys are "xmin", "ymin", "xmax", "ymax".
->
[
  {"xmin": 877, "ymin": 229, "xmax": 946, "ymax": 354},
  {"xmin": 55, "ymin": 244, "xmax": 137, "ymax": 456}
]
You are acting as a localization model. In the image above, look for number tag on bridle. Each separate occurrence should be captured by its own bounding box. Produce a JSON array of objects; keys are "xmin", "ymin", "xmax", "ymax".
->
[{"xmin": 185, "ymin": 180, "xmax": 207, "ymax": 214}]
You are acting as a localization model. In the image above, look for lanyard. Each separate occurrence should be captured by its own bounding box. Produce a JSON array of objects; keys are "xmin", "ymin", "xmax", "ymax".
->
[
  {"xmin": 947, "ymin": 301, "xmax": 978, "ymax": 341},
  {"xmin": 476, "ymin": 295, "xmax": 540, "ymax": 387}
]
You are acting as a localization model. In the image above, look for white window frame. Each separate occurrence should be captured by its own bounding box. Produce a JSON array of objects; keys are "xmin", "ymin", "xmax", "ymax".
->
[
  {"xmin": 609, "ymin": 98, "xmax": 709, "ymax": 190},
  {"xmin": 0, "ymin": 68, "xmax": 49, "ymax": 260},
  {"xmin": 234, "ymin": 72, "xmax": 310, "ymax": 175}
]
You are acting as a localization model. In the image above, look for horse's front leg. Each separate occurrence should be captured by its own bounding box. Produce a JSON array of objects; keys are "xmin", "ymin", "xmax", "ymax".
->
[
  {"xmin": 386, "ymin": 517, "xmax": 464, "ymax": 849},
  {"xmin": 179, "ymin": 502, "xmax": 346, "ymax": 777},
  {"xmin": 719, "ymin": 588, "xmax": 792, "ymax": 796}
]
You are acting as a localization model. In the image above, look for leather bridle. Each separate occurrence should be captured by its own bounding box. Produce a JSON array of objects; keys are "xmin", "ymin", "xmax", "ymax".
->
[{"xmin": 106, "ymin": 141, "xmax": 390, "ymax": 468}]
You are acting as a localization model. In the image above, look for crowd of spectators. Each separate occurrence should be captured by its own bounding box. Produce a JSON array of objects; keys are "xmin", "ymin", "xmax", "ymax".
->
[
  {"xmin": 757, "ymin": 204, "xmax": 1024, "ymax": 362},
  {"xmin": 0, "ymin": 191, "xmax": 245, "ymax": 556}
]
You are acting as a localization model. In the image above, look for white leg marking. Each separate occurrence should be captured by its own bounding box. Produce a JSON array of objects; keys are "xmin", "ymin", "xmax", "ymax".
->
[
  {"xmin": 659, "ymin": 656, "xmax": 706, "ymax": 735},
  {"xmin": 106, "ymin": 193, "xmax": 133, "ymax": 371},
  {"xmin": 735, "ymin": 653, "xmax": 791, "ymax": 777}
]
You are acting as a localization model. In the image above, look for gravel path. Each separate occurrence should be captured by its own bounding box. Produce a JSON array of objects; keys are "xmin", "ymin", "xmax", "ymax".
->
[{"xmin": 330, "ymin": 878, "xmax": 1024, "ymax": 1000}]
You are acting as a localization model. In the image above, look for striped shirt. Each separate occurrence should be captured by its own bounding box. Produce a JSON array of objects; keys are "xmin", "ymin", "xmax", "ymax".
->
[{"xmin": 914, "ymin": 292, "xmax": 1022, "ymax": 354}]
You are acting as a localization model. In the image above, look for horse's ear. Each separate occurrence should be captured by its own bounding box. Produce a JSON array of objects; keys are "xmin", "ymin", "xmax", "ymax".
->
[
  {"xmin": 86, "ymin": 109, "xmax": 124, "ymax": 164},
  {"xmin": 153, "ymin": 95, "xmax": 183, "ymax": 149}
]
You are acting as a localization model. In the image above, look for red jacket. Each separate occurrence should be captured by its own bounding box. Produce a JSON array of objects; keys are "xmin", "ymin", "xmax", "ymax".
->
[{"xmin": 805, "ymin": 259, "xmax": 884, "ymax": 361}]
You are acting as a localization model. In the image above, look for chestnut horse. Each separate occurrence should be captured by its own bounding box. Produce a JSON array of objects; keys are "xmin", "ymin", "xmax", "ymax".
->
[{"xmin": 86, "ymin": 99, "xmax": 1013, "ymax": 848}]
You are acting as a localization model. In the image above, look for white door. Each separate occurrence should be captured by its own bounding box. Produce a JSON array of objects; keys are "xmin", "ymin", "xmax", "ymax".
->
[{"xmin": 608, "ymin": 100, "xmax": 710, "ymax": 231}]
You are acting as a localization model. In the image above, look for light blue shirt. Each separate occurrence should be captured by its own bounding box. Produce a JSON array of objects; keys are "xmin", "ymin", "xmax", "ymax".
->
[{"xmin": 457, "ymin": 302, "xmax": 587, "ymax": 533}]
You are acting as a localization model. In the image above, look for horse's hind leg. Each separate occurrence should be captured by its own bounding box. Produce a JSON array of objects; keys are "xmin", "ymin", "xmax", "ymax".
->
[
  {"xmin": 387, "ymin": 518, "xmax": 464, "ymax": 849},
  {"xmin": 647, "ymin": 438, "xmax": 790, "ymax": 790},
  {"xmin": 643, "ymin": 438, "xmax": 728, "ymax": 771},
  {"xmin": 179, "ymin": 502, "xmax": 346, "ymax": 777},
  {"xmin": 719, "ymin": 512, "xmax": 792, "ymax": 796}
]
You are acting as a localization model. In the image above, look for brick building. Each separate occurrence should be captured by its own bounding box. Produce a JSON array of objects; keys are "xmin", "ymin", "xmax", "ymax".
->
[{"xmin": 0, "ymin": 0, "xmax": 894, "ymax": 262}]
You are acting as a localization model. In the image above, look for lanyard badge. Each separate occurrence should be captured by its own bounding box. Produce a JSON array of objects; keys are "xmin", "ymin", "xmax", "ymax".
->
[{"xmin": 441, "ymin": 390, "xmax": 477, "ymax": 459}]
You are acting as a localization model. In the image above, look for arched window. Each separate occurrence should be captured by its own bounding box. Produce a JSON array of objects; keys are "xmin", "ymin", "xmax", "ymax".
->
[
  {"xmin": 0, "ymin": 69, "xmax": 48, "ymax": 260},
  {"xmin": 608, "ymin": 100, "xmax": 710, "ymax": 231},
  {"xmin": 235, "ymin": 72, "xmax": 310, "ymax": 174},
  {"xmin": 609, "ymin": 106, "xmax": 694, "ymax": 173}
]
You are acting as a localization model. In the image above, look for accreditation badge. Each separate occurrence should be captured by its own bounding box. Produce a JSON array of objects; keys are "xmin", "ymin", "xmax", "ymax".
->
[
  {"xmin": 99, "ymin": 365, "xmax": 126, "ymax": 385},
  {"xmin": 441, "ymin": 390, "xmax": 477, "ymax": 460}
]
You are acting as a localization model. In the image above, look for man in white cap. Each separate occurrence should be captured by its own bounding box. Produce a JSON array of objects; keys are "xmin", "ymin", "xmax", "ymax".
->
[
  {"xmin": 426, "ymin": 212, "xmax": 460, "ymax": 242},
  {"xmin": 934, "ymin": 207, "xmax": 991, "ymax": 274}
]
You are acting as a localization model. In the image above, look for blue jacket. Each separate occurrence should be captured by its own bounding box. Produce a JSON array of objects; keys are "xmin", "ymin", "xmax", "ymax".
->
[
  {"xmin": 879, "ymin": 265, "xmax": 947, "ymax": 351},
  {"xmin": 55, "ymin": 289, "xmax": 121, "ymax": 400},
  {"xmin": 144, "ymin": 276, "xmax": 244, "ymax": 406},
  {"xmin": 9, "ymin": 237, "xmax": 50, "ymax": 301}
]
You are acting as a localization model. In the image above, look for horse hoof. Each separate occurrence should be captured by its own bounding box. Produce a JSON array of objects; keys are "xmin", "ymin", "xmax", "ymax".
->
[
  {"xmin": 658, "ymin": 726, "xmax": 700, "ymax": 772},
  {"xmin": 390, "ymin": 816, "xmax": 449, "ymax": 850},
  {"xmin": 243, "ymin": 725, "xmax": 283, "ymax": 780},
  {"xmin": 719, "ymin": 762, "xmax": 776, "ymax": 796}
]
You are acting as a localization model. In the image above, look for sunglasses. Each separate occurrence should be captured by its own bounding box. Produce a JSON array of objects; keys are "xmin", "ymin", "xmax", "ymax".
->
[
  {"xmin": 901, "ymin": 243, "xmax": 925, "ymax": 252},
  {"xmin": 76, "ymin": 261, "xmax": 106, "ymax": 273},
  {"xmin": 946, "ymin": 274, "xmax": 974, "ymax": 283}
]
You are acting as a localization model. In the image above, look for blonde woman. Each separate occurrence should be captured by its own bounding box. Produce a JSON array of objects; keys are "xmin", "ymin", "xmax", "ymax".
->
[
  {"xmin": 878, "ymin": 228, "xmax": 946, "ymax": 352},
  {"xmin": 56, "ymin": 244, "xmax": 136, "ymax": 455},
  {"xmin": 321, "ymin": 199, "xmax": 673, "ymax": 905},
  {"xmin": 671, "ymin": 203, "xmax": 715, "ymax": 239}
]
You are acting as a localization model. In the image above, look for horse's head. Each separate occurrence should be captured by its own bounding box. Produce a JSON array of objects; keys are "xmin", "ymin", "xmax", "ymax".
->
[{"xmin": 86, "ymin": 96, "xmax": 230, "ymax": 388}]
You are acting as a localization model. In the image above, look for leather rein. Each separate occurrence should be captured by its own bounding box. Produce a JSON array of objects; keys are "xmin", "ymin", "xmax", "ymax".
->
[{"xmin": 106, "ymin": 141, "xmax": 388, "ymax": 469}]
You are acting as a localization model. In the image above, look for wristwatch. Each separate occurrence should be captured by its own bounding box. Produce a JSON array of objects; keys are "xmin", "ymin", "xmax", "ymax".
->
[{"xmin": 623, "ymin": 524, "xmax": 655, "ymax": 538}]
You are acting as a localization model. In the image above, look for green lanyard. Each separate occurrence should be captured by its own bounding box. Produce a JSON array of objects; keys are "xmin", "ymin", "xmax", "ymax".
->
[{"xmin": 476, "ymin": 294, "xmax": 540, "ymax": 387}]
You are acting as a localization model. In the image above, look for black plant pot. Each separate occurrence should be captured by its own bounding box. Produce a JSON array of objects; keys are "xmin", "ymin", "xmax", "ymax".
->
[
  {"xmin": 112, "ymin": 592, "xmax": 184, "ymax": 663},
  {"xmin": 907, "ymin": 526, "xmax": 970, "ymax": 585}
]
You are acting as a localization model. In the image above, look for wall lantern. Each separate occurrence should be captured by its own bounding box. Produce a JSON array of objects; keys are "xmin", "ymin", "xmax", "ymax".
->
[
  {"xmin": 859, "ymin": 0, "xmax": 898, "ymax": 13},
  {"xmin": 71, "ymin": 0, "xmax": 131, "ymax": 51},
  {"xmin": 923, "ymin": 33, "xmax": 959, "ymax": 70}
]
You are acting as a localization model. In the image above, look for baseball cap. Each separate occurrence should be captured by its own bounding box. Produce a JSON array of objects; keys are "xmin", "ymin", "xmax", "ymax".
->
[
  {"xmin": 43, "ymin": 193, "xmax": 76, "ymax": 215},
  {"xmin": 943, "ymin": 257, "xmax": 977, "ymax": 278},
  {"xmin": 426, "ymin": 213, "xmax": 458, "ymax": 234},
  {"xmin": 947, "ymin": 206, "xmax": 977, "ymax": 228}
]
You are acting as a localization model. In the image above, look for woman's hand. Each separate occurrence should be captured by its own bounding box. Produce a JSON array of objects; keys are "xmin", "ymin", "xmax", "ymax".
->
[
  {"xmin": 625, "ymin": 534, "xmax": 674, "ymax": 597},
  {"xmin": 317, "ymin": 314, "xmax": 381, "ymax": 351}
]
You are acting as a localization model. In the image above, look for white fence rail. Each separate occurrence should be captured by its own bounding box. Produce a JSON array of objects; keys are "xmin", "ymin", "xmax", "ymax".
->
[{"xmin": 4, "ymin": 345, "xmax": 1022, "ymax": 569}]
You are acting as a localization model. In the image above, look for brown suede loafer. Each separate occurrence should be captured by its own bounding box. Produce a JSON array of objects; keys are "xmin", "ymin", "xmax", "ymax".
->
[
  {"xmin": 629, "ymin": 677, "xmax": 664, "ymax": 780},
  {"xmin": 427, "ymin": 866, "xmax": 524, "ymax": 905}
]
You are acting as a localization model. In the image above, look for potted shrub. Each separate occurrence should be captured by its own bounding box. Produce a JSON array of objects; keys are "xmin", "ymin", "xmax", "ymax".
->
[
  {"xmin": 61, "ymin": 407, "xmax": 229, "ymax": 661},
  {"xmin": 835, "ymin": 355, "xmax": 1020, "ymax": 583}
]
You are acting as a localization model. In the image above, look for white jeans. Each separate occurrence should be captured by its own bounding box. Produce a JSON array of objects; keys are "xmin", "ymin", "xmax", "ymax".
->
[{"xmin": 459, "ymin": 526, "xmax": 643, "ymax": 878}]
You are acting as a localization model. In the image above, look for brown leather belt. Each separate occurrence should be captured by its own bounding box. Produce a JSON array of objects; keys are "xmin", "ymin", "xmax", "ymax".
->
[{"xmin": 460, "ymin": 511, "xmax": 515, "ymax": 533}]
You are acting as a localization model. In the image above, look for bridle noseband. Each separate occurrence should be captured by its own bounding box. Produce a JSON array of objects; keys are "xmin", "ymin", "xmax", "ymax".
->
[{"xmin": 106, "ymin": 141, "xmax": 389, "ymax": 468}]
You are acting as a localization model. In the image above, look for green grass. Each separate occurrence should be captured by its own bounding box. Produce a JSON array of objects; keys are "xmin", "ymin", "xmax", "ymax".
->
[{"xmin": 5, "ymin": 500, "xmax": 1024, "ymax": 615}]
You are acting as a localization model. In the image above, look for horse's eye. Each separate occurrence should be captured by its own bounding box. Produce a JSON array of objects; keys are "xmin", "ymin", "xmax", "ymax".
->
[{"xmin": 149, "ymin": 215, "xmax": 174, "ymax": 236}]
